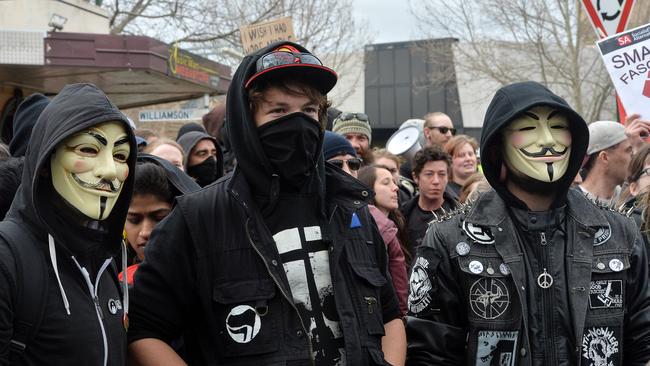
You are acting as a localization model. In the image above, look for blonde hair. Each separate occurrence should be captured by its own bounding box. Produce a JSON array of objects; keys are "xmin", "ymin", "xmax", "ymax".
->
[{"xmin": 144, "ymin": 138, "xmax": 185, "ymax": 160}]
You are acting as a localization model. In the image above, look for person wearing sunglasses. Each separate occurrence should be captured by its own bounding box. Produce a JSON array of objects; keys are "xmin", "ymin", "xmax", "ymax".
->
[
  {"xmin": 323, "ymin": 131, "xmax": 362, "ymax": 178},
  {"xmin": 127, "ymin": 42, "xmax": 406, "ymax": 366},
  {"xmin": 332, "ymin": 112, "xmax": 374, "ymax": 165},
  {"xmin": 423, "ymin": 111, "xmax": 456, "ymax": 147}
]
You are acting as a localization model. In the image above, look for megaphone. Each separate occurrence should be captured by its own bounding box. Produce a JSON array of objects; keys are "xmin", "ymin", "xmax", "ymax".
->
[
  {"xmin": 386, "ymin": 126, "xmax": 422, "ymax": 163},
  {"xmin": 399, "ymin": 119, "xmax": 427, "ymax": 147}
]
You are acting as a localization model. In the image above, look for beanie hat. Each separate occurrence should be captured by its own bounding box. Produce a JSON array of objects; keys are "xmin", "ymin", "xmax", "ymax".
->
[
  {"xmin": 323, "ymin": 131, "xmax": 357, "ymax": 160},
  {"xmin": 332, "ymin": 113, "xmax": 372, "ymax": 145},
  {"xmin": 587, "ymin": 121, "xmax": 627, "ymax": 155}
]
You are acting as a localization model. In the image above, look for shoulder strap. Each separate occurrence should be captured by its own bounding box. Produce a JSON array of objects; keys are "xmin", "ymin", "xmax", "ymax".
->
[{"xmin": 0, "ymin": 220, "xmax": 48, "ymax": 362}]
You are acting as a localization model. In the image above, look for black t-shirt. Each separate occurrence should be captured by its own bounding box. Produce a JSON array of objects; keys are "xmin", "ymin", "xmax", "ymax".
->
[
  {"xmin": 264, "ymin": 193, "xmax": 346, "ymax": 365},
  {"xmin": 406, "ymin": 196, "xmax": 456, "ymax": 255}
]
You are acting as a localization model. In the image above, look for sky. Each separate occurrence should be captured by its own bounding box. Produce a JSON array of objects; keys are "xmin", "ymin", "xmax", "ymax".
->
[{"xmin": 351, "ymin": 0, "xmax": 418, "ymax": 44}]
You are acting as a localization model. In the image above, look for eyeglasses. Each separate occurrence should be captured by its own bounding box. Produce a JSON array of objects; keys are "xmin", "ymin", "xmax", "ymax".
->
[
  {"xmin": 328, "ymin": 157, "xmax": 363, "ymax": 171},
  {"xmin": 426, "ymin": 126, "xmax": 457, "ymax": 135},
  {"xmin": 636, "ymin": 168, "xmax": 650, "ymax": 181},
  {"xmin": 255, "ymin": 51, "xmax": 323, "ymax": 73},
  {"xmin": 337, "ymin": 112, "xmax": 369, "ymax": 122}
]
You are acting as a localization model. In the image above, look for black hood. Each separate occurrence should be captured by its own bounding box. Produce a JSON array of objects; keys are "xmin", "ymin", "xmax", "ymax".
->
[
  {"xmin": 176, "ymin": 130, "xmax": 224, "ymax": 179},
  {"xmin": 137, "ymin": 153, "xmax": 201, "ymax": 196},
  {"xmin": 9, "ymin": 93, "xmax": 50, "ymax": 157},
  {"xmin": 480, "ymin": 81, "xmax": 588, "ymax": 210},
  {"xmin": 6, "ymin": 83, "xmax": 137, "ymax": 257},
  {"xmin": 224, "ymin": 41, "xmax": 327, "ymax": 204}
]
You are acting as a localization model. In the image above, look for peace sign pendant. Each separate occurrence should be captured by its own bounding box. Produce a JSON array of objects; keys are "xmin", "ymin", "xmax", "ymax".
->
[{"xmin": 537, "ymin": 268, "xmax": 553, "ymax": 289}]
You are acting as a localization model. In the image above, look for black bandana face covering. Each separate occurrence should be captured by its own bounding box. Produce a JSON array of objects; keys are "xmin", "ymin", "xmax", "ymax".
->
[
  {"xmin": 187, "ymin": 155, "xmax": 218, "ymax": 187},
  {"xmin": 257, "ymin": 112, "xmax": 321, "ymax": 190}
]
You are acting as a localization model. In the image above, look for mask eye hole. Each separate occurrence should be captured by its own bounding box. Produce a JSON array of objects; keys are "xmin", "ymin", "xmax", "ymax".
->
[
  {"xmin": 76, "ymin": 145, "xmax": 99, "ymax": 156},
  {"xmin": 518, "ymin": 126, "xmax": 535, "ymax": 132}
]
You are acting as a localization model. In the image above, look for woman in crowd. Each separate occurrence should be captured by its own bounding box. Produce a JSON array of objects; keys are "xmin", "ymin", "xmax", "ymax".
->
[
  {"xmin": 144, "ymin": 138, "xmax": 185, "ymax": 171},
  {"xmin": 619, "ymin": 144, "xmax": 650, "ymax": 229},
  {"xmin": 121, "ymin": 154, "xmax": 199, "ymax": 285},
  {"xmin": 443, "ymin": 135, "xmax": 478, "ymax": 199},
  {"xmin": 358, "ymin": 164, "xmax": 410, "ymax": 316},
  {"xmin": 374, "ymin": 148, "xmax": 416, "ymax": 204}
]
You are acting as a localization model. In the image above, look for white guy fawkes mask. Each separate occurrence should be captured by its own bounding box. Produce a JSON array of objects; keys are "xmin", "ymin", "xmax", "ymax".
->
[
  {"xmin": 503, "ymin": 106, "xmax": 572, "ymax": 182},
  {"xmin": 51, "ymin": 121, "xmax": 131, "ymax": 220}
]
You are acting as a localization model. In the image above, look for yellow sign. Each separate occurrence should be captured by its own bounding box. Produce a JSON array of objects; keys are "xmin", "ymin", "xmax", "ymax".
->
[{"xmin": 240, "ymin": 17, "xmax": 295, "ymax": 55}]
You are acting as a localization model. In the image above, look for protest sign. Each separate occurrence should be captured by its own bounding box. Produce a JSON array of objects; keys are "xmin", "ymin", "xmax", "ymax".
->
[
  {"xmin": 598, "ymin": 23, "xmax": 650, "ymax": 119},
  {"xmin": 240, "ymin": 17, "xmax": 295, "ymax": 55}
]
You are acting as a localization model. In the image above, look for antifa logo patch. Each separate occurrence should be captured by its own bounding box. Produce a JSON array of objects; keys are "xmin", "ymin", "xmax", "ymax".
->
[
  {"xmin": 593, "ymin": 224, "xmax": 612, "ymax": 246},
  {"xmin": 589, "ymin": 280, "xmax": 623, "ymax": 309},
  {"xmin": 408, "ymin": 257, "xmax": 434, "ymax": 314},
  {"xmin": 582, "ymin": 327, "xmax": 620, "ymax": 366},
  {"xmin": 476, "ymin": 330, "xmax": 518, "ymax": 366},
  {"xmin": 226, "ymin": 305, "xmax": 261, "ymax": 344},
  {"xmin": 462, "ymin": 221, "xmax": 495, "ymax": 245}
]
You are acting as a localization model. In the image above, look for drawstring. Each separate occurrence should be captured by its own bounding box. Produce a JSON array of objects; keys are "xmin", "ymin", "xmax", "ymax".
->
[
  {"xmin": 48, "ymin": 235, "xmax": 71, "ymax": 315},
  {"xmin": 121, "ymin": 234, "xmax": 129, "ymax": 330}
]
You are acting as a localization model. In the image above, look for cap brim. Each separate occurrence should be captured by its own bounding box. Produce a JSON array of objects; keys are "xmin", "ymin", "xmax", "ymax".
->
[{"xmin": 245, "ymin": 64, "xmax": 338, "ymax": 94}]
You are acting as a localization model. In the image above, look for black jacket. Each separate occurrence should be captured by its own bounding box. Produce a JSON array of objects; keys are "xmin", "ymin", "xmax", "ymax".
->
[
  {"xmin": 128, "ymin": 41, "xmax": 399, "ymax": 365},
  {"xmin": 406, "ymin": 82, "xmax": 650, "ymax": 365},
  {"xmin": 0, "ymin": 84, "xmax": 137, "ymax": 365}
]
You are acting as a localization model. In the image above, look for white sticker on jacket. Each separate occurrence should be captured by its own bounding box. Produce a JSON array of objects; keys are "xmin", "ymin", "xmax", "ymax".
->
[
  {"xmin": 589, "ymin": 280, "xmax": 623, "ymax": 309},
  {"xmin": 476, "ymin": 330, "xmax": 518, "ymax": 366},
  {"xmin": 408, "ymin": 257, "xmax": 433, "ymax": 314},
  {"xmin": 582, "ymin": 327, "xmax": 619, "ymax": 366},
  {"xmin": 226, "ymin": 305, "xmax": 261, "ymax": 344},
  {"xmin": 470, "ymin": 278, "xmax": 510, "ymax": 320},
  {"xmin": 463, "ymin": 221, "xmax": 495, "ymax": 245}
]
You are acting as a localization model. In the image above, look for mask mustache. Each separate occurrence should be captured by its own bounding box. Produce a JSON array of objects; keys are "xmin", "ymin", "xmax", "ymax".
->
[
  {"xmin": 520, "ymin": 146, "xmax": 568, "ymax": 158},
  {"xmin": 72, "ymin": 174, "xmax": 121, "ymax": 193}
]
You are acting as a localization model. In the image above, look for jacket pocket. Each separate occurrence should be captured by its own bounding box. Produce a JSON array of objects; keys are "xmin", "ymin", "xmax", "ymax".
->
[
  {"xmin": 212, "ymin": 278, "xmax": 280, "ymax": 358},
  {"xmin": 586, "ymin": 251, "xmax": 630, "ymax": 317},
  {"xmin": 349, "ymin": 263, "xmax": 387, "ymax": 336}
]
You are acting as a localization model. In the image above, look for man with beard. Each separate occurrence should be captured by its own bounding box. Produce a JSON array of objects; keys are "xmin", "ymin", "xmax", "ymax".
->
[
  {"xmin": 406, "ymin": 81, "xmax": 650, "ymax": 365},
  {"xmin": 177, "ymin": 131, "xmax": 223, "ymax": 187},
  {"xmin": 0, "ymin": 83, "xmax": 137, "ymax": 365},
  {"xmin": 332, "ymin": 112, "xmax": 374, "ymax": 165},
  {"xmin": 423, "ymin": 112, "xmax": 456, "ymax": 147},
  {"xmin": 127, "ymin": 42, "xmax": 406, "ymax": 366}
]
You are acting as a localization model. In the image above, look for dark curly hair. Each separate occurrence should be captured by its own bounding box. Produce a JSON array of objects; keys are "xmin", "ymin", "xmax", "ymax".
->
[
  {"xmin": 133, "ymin": 162, "xmax": 173, "ymax": 204},
  {"xmin": 412, "ymin": 145, "xmax": 452, "ymax": 178}
]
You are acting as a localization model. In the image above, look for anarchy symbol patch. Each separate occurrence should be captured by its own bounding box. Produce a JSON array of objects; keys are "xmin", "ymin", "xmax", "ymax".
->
[
  {"xmin": 462, "ymin": 221, "xmax": 495, "ymax": 245},
  {"xmin": 469, "ymin": 278, "xmax": 510, "ymax": 319}
]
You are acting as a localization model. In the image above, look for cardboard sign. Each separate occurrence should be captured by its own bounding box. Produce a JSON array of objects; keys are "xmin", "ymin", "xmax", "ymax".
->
[
  {"xmin": 581, "ymin": 0, "xmax": 635, "ymax": 39},
  {"xmin": 240, "ymin": 17, "xmax": 295, "ymax": 55},
  {"xmin": 598, "ymin": 23, "xmax": 650, "ymax": 119}
]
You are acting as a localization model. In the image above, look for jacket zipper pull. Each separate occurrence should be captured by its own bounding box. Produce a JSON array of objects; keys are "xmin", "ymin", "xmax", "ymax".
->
[
  {"xmin": 540, "ymin": 232, "xmax": 547, "ymax": 246},
  {"xmin": 364, "ymin": 296, "xmax": 377, "ymax": 314},
  {"xmin": 93, "ymin": 296, "xmax": 104, "ymax": 320}
]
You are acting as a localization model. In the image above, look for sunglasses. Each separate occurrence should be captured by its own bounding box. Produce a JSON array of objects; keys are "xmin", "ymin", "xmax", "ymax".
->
[
  {"xmin": 255, "ymin": 51, "xmax": 323, "ymax": 73},
  {"xmin": 328, "ymin": 157, "xmax": 363, "ymax": 171},
  {"xmin": 338, "ymin": 112, "xmax": 369, "ymax": 122},
  {"xmin": 426, "ymin": 126, "xmax": 457, "ymax": 135}
]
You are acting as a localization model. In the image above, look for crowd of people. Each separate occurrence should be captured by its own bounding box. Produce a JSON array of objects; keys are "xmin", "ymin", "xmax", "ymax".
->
[{"xmin": 0, "ymin": 40, "xmax": 650, "ymax": 366}]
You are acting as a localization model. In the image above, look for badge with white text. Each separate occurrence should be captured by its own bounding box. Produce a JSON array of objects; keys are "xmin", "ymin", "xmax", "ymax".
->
[
  {"xmin": 470, "ymin": 278, "xmax": 510, "ymax": 320},
  {"xmin": 589, "ymin": 280, "xmax": 623, "ymax": 309},
  {"xmin": 462, "ymin": 221, "xmax": 495, "ymax": 245},
  {"xmin": 408, "ymin": 257, "xmax": 435, "ymax": 314},
  {"xmin": 593, "ymin": 224, "xmax": 612, "ymax": 246},
  {"xmin": 226, "ymin": 305, "xmax": 261, "ymax": 344},
  {"xmin": 582, "ymin": 327, "xmax": 620, "ymax": 366},
  {"xmin": 476, "ymin": 330, "xmax": 518, "ymax": 366}
]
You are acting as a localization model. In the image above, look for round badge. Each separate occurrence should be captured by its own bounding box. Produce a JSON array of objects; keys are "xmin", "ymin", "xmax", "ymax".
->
[
  {"xmin": 499, "ymin": 263, "xmax": 510, "ymax": 275},
  {"xmin": 609, "ymin": 258, "xmax": 624, "ymax": 272},
  {"xmin": 596, "ymin": 262, "xmax": 606, "ymax": 270},
  {"xmin": 487, "ymin": 266, "xmax": 495, "ymax": 275},
  {"xmin": 456, "ymin": 242, "xmax": 471, "ymax": 256},
  {"xmin": 469, "ymin": 260, "xmax": 484, "ymax": 274}
]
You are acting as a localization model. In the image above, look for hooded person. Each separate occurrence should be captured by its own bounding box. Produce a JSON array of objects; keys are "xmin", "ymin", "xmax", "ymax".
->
[
  {"xmin": 0, "ymin": 83, "xmax": 137, "ymax": 365},
  {"xmin": 405, "ymin": 81, "xmax": 650, "ymax": 365},
  {"xmin": 9, "ymin": 93, "xmax": 49, "ymax": 157},
  {"xmin": 120, "ymin": 153, "xmax": 200, "ymax": 285},
  {"xmin": 127, "ymin": 41, "xmax": 405, "ymax": 366},
  {"xmin": 177, "ymin": 130, "xmax": 223, "ymax": 187}
]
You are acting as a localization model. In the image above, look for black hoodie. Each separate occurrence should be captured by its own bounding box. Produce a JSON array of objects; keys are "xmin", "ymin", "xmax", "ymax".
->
[
  {"xmin": 137, "ymin": 153, "xmax": 201, "ymax": 196},
  {"xmin": 480, "ymin": 81, "xmax": 588, "ymax": 210},
  {"xmin": 0, "ymin": 84, "xmax": 137, "ymax": 366}
]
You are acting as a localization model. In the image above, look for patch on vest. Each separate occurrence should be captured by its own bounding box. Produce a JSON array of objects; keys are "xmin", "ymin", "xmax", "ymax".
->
[
  {"xmin": 582, "ymin": 327, "xmax": 620, "ymax": 366},
  {"xmin": 470, "ymin": 278, "xmax": 510, "ymax": 320},
  {"xmin": 476, "ymin": 330, "xmax": 518, "ymax": 366},
  {"xmin": 408, "ymin": 257, "xmax": 434, "ymax": 314},
  {"xmin": 589, "ymin": 280, "xmax": 623, "ymax": 309},
  {"xmin": 226, "ymin": 305, "xmax": 261, "ymax": 344},
  {"xmin": 107, "ymin": 298, "xmax": 122, "ymax": 315},
  {"xmin": 462, "ymin": 221, "xmax": 495, "ymax": 245},
  {"xmin": 593, "ymin": 224, "xmax": 612, "ymax": 246}
]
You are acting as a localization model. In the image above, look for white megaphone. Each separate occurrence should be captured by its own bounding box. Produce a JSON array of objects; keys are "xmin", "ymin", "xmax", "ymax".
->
[
  {"xmin": 386, "ymin": 126, "xmax": 422, "ymax": 163},
  {"xmin": 399, "ymin": 119, "xmax": 427, "ymax": 147}
]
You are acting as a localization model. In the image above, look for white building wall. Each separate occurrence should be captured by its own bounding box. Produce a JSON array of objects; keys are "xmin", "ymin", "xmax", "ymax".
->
[{"xmin": 0, "ymin": 0, "xmax": 109, "ymax": 34}]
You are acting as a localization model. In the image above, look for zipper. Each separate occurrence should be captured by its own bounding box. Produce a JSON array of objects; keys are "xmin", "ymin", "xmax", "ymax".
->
[
  {"xmin": 245, "ymin": 219, "xmax": 315, "ymax": 365},
  {"xmin": 540, "ymin": 232, "xmax": 547, "ymax": 245},
  {"xmin": 538, "ymin": 232, "xmax": 555, "ymax": 363},
  {"xmin": 364, "ymin": 296, "xmax": 377, "ymax": 314},
  {"xmin": 73, "ymin": 257, "xmax": 113, "ymax": 366}
]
